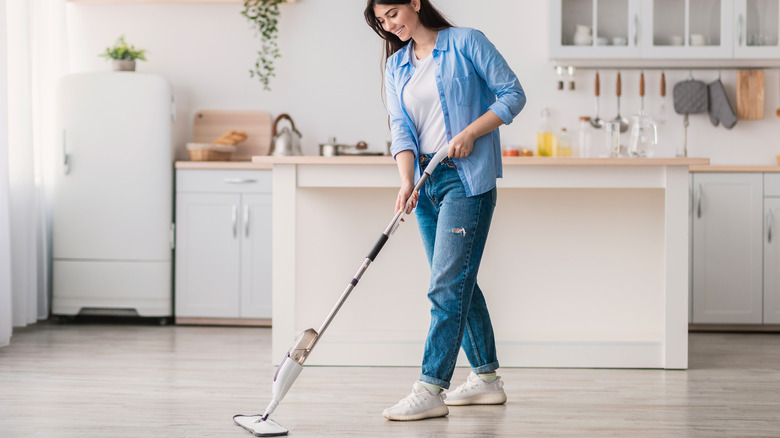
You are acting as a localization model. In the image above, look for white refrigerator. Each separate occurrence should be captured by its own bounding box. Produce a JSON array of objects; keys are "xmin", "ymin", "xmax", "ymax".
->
[{"xmin": 52, "ymin": 72, "xmax": 174, "ymax": 319}]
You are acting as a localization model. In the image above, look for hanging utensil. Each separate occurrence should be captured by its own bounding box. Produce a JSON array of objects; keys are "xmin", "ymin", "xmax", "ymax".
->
[
  {"xmin": 629, "ymin": 72, "xmax": 658, "ymax": 158},
  {"xmin": 656, "ymin": 72, "xmax": 667, "ymax": 125},
  {"xmin": 612, "ymin": 72, "xmax": 629, "ymax": 133},
  {"xmin": 673, "ymin": 73, "xmax": 708, "ymax": 158},
  {"xmin": 591, "ymin": 72, "xmax": 604, "ymax": 129}
]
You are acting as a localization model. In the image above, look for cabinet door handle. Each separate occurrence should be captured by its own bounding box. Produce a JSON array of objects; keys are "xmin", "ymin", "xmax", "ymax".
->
[
  {"xmin": 63, "ymin": 130, "xmax": 70, "ymax": 175},
  {"xmin": 634, "ymin": 14, "xmax": 640, "ymax": 47},
  {"xmin": 769, "ymin": 209, "xmax": 774, "ymax": 244},
  {"xmin": 738, "ymin": 14, "xmax": 744, "ymax": 46},
  {"xmin": 232, "ymin": 205, "xmax": 238, "ymax": 238},
  {"xmin": 224, "ymin": 178, "xmax": 257, "ymax": 184},
  {"xmin": 244, "ymin": 205, "xmax": 250, "ymax": 238},
  {"xmin": 696, "ymin": 184, "xmax": 702, "ymax": 218}
]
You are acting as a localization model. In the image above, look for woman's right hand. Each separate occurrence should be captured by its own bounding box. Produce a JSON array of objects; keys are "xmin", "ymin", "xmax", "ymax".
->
[{"xmin": 395, "ymin": 182, "xmax": 418, "ymax": 216}]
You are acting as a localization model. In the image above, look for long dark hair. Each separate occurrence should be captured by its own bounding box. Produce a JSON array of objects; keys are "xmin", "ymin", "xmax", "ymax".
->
[{"xmin": 363, "ymin": 0, "xmax": 454, "ymax": 60}]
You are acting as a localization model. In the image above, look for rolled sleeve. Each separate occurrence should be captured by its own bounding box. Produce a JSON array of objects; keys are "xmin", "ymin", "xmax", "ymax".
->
[
  {"xmin": 467, "ymin": 30, "xmax": 526, "ymax": 126},
  {"xmin": 385, "ymin": 64, "xmax": 417, "ymax": 159}
]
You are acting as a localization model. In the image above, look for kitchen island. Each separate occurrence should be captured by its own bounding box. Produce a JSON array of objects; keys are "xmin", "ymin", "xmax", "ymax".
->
[{"xmin": 252, "ymin": 156, "xmax": 708, "ymax": 369}]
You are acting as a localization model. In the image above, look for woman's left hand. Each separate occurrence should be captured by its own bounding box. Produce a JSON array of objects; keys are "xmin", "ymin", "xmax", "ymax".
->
[{"xmin": 448, "ymin": 130, "xmax": 476, "ymax": 159}]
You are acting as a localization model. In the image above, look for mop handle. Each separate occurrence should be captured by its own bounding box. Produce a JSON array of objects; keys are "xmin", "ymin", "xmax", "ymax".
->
[
  {"xmin": 384, "ymin": 147, "xmax": 451, "ymax": 236},
  {"xmin": 313, "ymin": 147, "xmax": 451, "ymax": 342}
]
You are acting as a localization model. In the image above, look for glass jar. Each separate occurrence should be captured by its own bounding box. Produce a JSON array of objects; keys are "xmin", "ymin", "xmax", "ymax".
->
[
  {"xmin": 554, "ymin": 127, "xmax": 572, "ymax": 157},
  {"xmin": 577, "ymin": 116, "xmax": 592, "ymax": 158}
]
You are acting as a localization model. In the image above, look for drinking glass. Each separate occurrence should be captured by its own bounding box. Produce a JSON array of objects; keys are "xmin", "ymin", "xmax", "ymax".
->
[{"xmin": 605, "ymin": 121, "xmax": 621, "ymax": 157}]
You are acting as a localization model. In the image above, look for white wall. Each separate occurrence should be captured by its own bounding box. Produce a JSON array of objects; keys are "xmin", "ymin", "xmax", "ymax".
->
[
  {"xmin": 65, "ymin": 0, "xmax": 780, "ymax": 164},
  {"xmin": 1, "ymin": 0, "xmax": 15, "ymax": 348}
]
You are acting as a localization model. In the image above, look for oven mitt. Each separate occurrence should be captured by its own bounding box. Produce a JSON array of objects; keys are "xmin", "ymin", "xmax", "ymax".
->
[{"xmin": 707, "ymin": 79, "xmax": 738, "ymax": 129}]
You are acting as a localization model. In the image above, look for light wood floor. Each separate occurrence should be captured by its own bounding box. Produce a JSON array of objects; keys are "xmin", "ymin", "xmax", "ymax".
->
[{"xmin": 1, "ymin": 323, "xmax": 779, "ymax": 438}]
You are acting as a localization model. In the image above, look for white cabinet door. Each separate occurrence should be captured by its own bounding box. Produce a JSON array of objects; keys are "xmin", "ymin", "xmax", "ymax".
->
[
  {"xmin": 175, "ymin": 193, "xmax": 241, "ymax": 318},
  {"xmin": 641, "ymin": 0, "xmax": 734, "ymax": 58},
  {"xmin": 240, "ymin": 194, "xmax": 273, "ymax": 319},
  {"xmin": 692, "ymin": 173, "xmax": 763, "ymax": 324},
  {"xmin": 734, "ymin": 0, "xmax": 780, "ymax": 57},
  {"xmin": 764, "ymin": 198, "xmax": 780, "ymax": 323},
  {"xmin": 550, "ymin": 0, "xmax": 642, "ymax": 58}
]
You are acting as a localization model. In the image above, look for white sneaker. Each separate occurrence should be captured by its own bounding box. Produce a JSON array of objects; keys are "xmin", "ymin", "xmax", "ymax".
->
[
  {"xmin": 383, "ymin": 381, "xmax": 449, "ymax": 421},
  {"xmin": 444, "ymin": 372, "xmax": 507, "ymax": 406}
]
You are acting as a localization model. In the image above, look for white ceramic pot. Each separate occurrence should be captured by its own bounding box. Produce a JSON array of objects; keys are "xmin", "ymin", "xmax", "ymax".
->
[
  {"xmin": 112, "ymin": 60, "xmax": 136, "ymax": 72},
  {"xmin": 573, "ymin": 25, "xmax": 592, "ymax": 46}
]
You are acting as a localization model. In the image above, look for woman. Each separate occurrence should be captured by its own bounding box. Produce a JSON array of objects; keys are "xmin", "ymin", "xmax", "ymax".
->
[{"xmin": 364, "ymin": 0, "xmax": 526, "ymax": 421}]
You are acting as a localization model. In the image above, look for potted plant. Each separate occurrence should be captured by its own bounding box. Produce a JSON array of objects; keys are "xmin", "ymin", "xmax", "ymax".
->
[
  {"xmin": 241, "ymin": 0, "xmax": 286, "ymax": 90},
  {"xmin": 99, "ymin": 35, "xmax": 147, "ymax": 72}
]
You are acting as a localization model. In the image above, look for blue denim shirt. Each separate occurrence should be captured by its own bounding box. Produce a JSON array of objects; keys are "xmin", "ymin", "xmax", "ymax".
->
[{"xmin": 386, "ymin": 27, "xmax": 526, "ymax": 197}]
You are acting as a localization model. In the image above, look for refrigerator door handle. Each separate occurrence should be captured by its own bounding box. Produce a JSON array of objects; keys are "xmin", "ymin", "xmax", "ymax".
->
[{"xmin": 63, "ymin": 130, "xmax": 70, "ymax": 175}]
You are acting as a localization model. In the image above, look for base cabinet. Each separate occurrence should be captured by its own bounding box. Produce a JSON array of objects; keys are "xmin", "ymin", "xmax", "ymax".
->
[
  {"xmin": 692, "ymin": 173, "xmax": 763, "ymax": 324},
  {"xmin": 765, "ymin": 198, "xmax": 780, "ymax": 323},
  {"xmin": 691, "ymin": 172, "xmax": 780, "ymax": 325},
  {"xmin": 175, "ymin": 170, "xmax": 272, "ymax": 321}
]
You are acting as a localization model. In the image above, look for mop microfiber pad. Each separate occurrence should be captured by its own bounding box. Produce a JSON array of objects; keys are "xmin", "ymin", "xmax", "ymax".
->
[{"xmin": 234, "ymin": 415, "xmax": 288, "ymax": 437}]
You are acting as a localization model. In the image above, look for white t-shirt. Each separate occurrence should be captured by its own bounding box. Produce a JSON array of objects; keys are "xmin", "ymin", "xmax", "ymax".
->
[{"xmin": 402, "ymin": 45, "xmax": 448, "ymax": 155}]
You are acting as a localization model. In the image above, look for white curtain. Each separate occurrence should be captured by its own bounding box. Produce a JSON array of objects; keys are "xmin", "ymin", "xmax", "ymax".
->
[{"xmin": 1, "ymin": 0, "xmax": 67, "ymax": 345}]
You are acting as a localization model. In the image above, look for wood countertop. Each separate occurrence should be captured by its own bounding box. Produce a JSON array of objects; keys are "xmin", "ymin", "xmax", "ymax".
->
[
  {"xmin": 175, "ymin": 161, "xmax": 272, "ymax": 170},
  {"xmin": 175, "ymin": 157, "xmax": 710, "ymax": 170},
  {"xmin": 689, "ymin": 165, "xmax": 780, "ymax": 173}
]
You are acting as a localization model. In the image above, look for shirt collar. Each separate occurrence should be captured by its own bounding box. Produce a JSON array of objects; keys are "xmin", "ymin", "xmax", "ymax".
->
[{"xmin": 396, "ymin": 28, "xmax": 450, "ymax": 67}]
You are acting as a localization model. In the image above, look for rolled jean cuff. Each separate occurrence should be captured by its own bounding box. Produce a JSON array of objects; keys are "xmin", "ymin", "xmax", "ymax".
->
[
  {"xmin": 472, "ymin": 361, "xmax": 499, "ymax": 375},
  {"xmin": 419, "ymin": 374, "xmax": 451, "ymax": 390}
]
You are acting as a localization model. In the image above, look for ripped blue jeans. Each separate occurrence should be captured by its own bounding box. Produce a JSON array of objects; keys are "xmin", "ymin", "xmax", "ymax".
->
[{"xmin": 416, "ymin": 153, "xmax": 499, "ymax": 389}]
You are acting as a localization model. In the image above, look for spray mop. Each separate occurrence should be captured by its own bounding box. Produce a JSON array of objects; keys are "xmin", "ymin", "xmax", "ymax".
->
[{"xmin": 234, "ymin": 147, "xmax": 451, "ymax": 437}]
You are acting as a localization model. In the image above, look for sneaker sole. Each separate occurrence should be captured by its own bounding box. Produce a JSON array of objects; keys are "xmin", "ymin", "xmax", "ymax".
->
[
  {"xmin": 383, "ymin": 405, "xmax": 449, "ymax": 421},
  {"xmin": 444, "ymin": 391, "xmax": 507, "ymax": 406}
]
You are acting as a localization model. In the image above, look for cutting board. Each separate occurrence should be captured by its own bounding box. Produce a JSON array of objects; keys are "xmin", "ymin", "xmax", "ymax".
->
[
  {"xmin": 736, "ymin": 70, "xmax": 764, "ymax": 120},
  {"xmin": 192, "ymin": 110, "xmax": 272, "ymax": 160}
]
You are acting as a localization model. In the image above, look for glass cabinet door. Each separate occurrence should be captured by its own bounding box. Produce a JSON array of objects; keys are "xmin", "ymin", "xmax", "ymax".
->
[
  {"xmin": 640, "ymin": 0, "xmax": 734, "ymax": 58},
  {"xmin": 735, "ymin": 0, "xmax": 780, "ymax": 57},
  {"xmin": 550, "ymin": 0, "xmax": 641, "ymax": 58}
]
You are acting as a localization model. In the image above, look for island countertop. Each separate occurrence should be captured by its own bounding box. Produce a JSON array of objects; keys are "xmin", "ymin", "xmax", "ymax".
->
[
  {"xmin": 175, "ymin": 156, "xmax": 709, "ymax": 170},
  {"xmin": 261, "ymin": 157, "xmax": 701, "ymax": 370}
]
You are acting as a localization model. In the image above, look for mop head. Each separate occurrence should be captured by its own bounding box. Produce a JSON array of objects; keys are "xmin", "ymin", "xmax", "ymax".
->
[{"xmin": 233, "ymin": 414, "xmax": 288, "ymax": 437}]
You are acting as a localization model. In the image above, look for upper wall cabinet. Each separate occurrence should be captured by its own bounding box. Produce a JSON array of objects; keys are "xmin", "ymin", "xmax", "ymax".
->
[
  {"xmin": 734, "ymin": 0, "xmax": 780, "ymax": 58},
  {"xmin": 551, "ymin": 0, "xmax": 642, "ymax": 59},
  {"xmin": 640, "ymin": 0, "xmax": 733, "ymax": 58},
  {"xmin": 550, "ymin": 0, "xmax": 779, "ymax": 59}
]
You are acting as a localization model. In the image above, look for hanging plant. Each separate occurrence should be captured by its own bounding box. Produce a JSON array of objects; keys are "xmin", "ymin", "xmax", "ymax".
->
[{"xmin": 241, "ymin": 0, "xmax": 284, "ymax": 91}]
